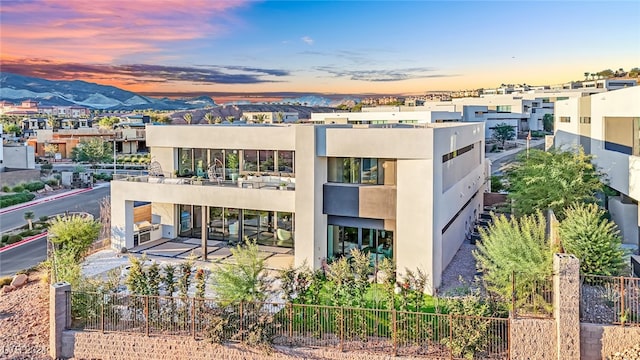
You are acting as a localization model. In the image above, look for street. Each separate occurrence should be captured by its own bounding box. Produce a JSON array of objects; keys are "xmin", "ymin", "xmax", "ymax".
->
[
  {"xmin": 0, "ymin": 184, "xmax": 110, "ymax": 277},
  {"xmin": 490, "ymin": 142, "xmax": 545, "ymax": 175}
]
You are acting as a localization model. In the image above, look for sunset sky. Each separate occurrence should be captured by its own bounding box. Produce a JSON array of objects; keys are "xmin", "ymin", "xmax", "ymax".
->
[{"xmin": 1, "ymin": 0, "xmax": 638, "ymax": 95}]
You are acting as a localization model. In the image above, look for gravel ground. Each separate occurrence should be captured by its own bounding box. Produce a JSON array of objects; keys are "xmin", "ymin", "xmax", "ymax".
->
[
  {"xmin": 438, "ymin": 241, "xmax": 482, "ymax": 296},
  {"xmin": 0, "ymin": 273, "xmax": 50, "ymax": 360}
]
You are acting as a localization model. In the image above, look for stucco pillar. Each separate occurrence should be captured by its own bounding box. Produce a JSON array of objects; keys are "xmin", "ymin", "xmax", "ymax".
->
[
  {"xmin": 553, "ymin": 253, "xmax": 580, "ymax": 360},
  {"xmin": 49, "ymin": 282, "xmax": 71, "ymax": 359}
]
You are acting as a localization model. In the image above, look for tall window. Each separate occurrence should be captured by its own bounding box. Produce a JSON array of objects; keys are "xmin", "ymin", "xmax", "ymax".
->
[
  {"xmin": 328, "ymin": 157, "xmax": 387, "ymax": 184},
  {"xmin": 278, "ymin": 151, "xmax": 294, "ymax": 173},
  {"xmin": 178, "ymin": 148, "xmax": 193, "ymax": 176},
  {"xmin": 259, "ymin": 150, "xmax": 275, "ymax": 173},
  {"xmin": 243, "ymin": 150, "xmax": 258, "ymax": 172}
]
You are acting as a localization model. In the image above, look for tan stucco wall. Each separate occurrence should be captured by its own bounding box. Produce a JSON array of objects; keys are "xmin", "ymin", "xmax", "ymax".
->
[{"xmin": 323, "ymin": 127, "xmax": 433, "ymax": 159}]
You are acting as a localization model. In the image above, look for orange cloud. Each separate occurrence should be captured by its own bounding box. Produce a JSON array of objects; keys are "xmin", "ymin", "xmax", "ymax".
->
[{"xmin": 0, "ymin": 0, "xmax": 252, "ymax": 63}]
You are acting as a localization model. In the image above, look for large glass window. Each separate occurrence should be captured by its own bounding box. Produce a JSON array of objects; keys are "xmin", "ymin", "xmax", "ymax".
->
[
  {"xmin": 328, "ymin": 225, "xmax": 393, "ymax": 266},
  {"xmin": 243, "ymin": 209, "xmax": 273, "ymax": 245},
  {"xmin": 208, "ymin": 207, "xmax": 239, "ymax": 243},
  {"xmin": 178, "ymin": 148, "xmax": 193, "ymax": 176},
  {"xmin": 278, "ymin": 151, "xmax": 294, "ymax": 173},
  {"xmin": 328, "ymin": 157, "xmax": 388, "ymax": 184},
  {"xmin": 243, "ymin": 150, "xmax": 258, "ymax": 172},
  {"xmin": 226, "ymin": 150, "xmax": 240, "ymax": 180},
  {"xmin": 194, "ymin": 148, "xmax": 207, "ymax": 178},
  {"xmin": 259, "ymin": 150, "xmax": 275, "ymax": 173}
]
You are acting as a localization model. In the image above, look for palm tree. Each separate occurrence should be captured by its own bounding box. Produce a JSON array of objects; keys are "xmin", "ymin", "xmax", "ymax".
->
[
  {"xmin": 204, "ymin": 113, "xmax": 215, "ymax": 124},
  {"xmin": 226, "ymin": 116, "xmax": 235, "ymax": 124},
  {"xmin": 214, "ymin": 116, "xmax": 223, "ymax": 124},
  {"xmin": 255, "ymin": 114, "xmax": 267, "ymax": 123},
  {"xmin": 24, "ymin": 211, "xmax": 35, "ymax": 230},
  {"xmin": 590, "ymin": 73, "xmax": 597, "ymax": 80},
  {"xmin": 183, "ymin": 113, "xmax": 193, "ymax": 125},
  {"xmin": 275, "ymin": 112, "xmax": 284, "ymax": 123},
  {"xmin": 583, "ymin": 72, "xmax": 590, "ymax": 81}
]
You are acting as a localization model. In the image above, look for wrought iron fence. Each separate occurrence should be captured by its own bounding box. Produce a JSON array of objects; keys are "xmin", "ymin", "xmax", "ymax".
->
[
  {"xmin": 67, "ymin": 291, "xmax": 510, "ymax": 359},
  {"xmin": 510, "ymin": 272, "xmax": 554, "ymax": 318},
  {"xmin": 580, "ymin": 274, "xmax": 640, "ymax": 326}
]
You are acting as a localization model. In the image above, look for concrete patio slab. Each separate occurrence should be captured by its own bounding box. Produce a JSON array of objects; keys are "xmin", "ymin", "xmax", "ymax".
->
[
  {"xmin": 143, "ymin": 241, "xmax": 199, "ymax": 257},
  {"xmin": 183, "ymin": 238, "xmax": 225, "ymax": 247},
  {"xmin": 264, "ymin": 253, "xmax": 294, "ymax": 270},
  {"xmin": 130, "ymin": 238, "xmax": 171, "ymax": 252}
]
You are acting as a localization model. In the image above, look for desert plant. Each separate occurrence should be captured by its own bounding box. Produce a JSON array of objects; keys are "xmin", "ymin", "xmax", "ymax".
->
[
  {"xmin": 24, "ymin": 211, "xmax": 35, "ymax": 230},
  {"xmin": 474, "ymin": 212, "xmax": 555, "ymax": 308},
  {"xmin": 195, "ymin": 268, "xmax": 207, "ymax": 298},
  {"xmin": 559, "ymin": 203, "xmax": 626, "ymax": 276},
  {"xmin": 210, "ymin": 241, "xmax": 271, "ymax": 305},
  {"xmin": 48, "ymin": 214, "xmax": 101, "ymax": 261}
]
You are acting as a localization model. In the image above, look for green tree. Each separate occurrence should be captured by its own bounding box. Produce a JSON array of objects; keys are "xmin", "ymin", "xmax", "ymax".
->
[
  {"xmin": 43, "ymin": 143, "xmax": 58, "ymax": 160},
  {"xmin": 474, "ymin": 212, "xmax": 555, "ymax": 306},
  {"xmin": 629, "ymin": 67, "xmax": 640, "ymax": 78},
  {"xmin": 597, "ymin": 69, "xmax": 615, "ymax": 79},
  {"xmin": 505, "ymin": 147, "xmax": 602, "ymax": 220},
  {"xmin": 71, "ymin": 137, "xmax": 113, "ymax": 169},
  {"xmin": 210, "ymin": 241, "xmax": 271, "ymax": 305},
  {"xmin": 48, "ymin": 214, "xmax": 101, "ymax": 261},
  {"xmin": 46, "ymin": 115, "xmax": 57, "ymax": 130},
  {"xmin": 183, "ymin": 112, "xmax": 193, "ymax": 124},
  {"xmin": 491, "ymin": 123, "xmax": 515, "ymax": 148},
  {"xmin": 24, "ymin": 211, "xmax": 35, "ymax": 230},
  {"xmin": 583, "ymin": 72, "xmax": 590, "ymax": 81},
  {"xmin": 490, "ymin": 175, "xmax": 504, "ymax": 193},
  {"xmin": 97, "ymin": 116, "xmax": 120, "ymax": 129},
  {"xmin": 3, "ymin": 123, "xmax": 21, "ymax": 136},
  {"xmin": 559, "ymin": 203, "xmax": 626, "ymax": 276},
  {"xmin": 542, "ymin": 113, "xmax": 554, "ymax": 132}
]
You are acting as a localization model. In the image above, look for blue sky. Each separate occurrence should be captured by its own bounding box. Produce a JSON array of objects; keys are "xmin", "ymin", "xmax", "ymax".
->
[{"xmin": 1, "ymin": 0, "xmax": 638, "ymax": 94}]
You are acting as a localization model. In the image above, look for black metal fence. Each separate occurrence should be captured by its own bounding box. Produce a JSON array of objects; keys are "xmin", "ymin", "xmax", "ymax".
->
[
  {"xmin": 67, "ymin": 291, "xmax": 510, "ymax": 359},
  {"xmin": 580, "ymin": 274, "xmax": 640, "ymax": 326}
]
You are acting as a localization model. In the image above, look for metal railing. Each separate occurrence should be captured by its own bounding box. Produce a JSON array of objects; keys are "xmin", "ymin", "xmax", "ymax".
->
[
  {"xmin": 510, "ymin": 272, "xmax": 554, "ymax": 318},
  {"xmin": 113, "ymin": 174, "xmax": 296, "ymax": 190},
  {"xmin": 67, "ymin": 291, "xmax": 510, "ymax": 359},
  {"xmin": 580, "ymin": 274, "xmax": 640, "ymax": 326}
]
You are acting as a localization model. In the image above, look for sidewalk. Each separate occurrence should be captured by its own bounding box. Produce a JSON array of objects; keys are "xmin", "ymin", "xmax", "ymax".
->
[{"xmin": 0, "ymin": 182, "xmax": 109, "ymax": 215}]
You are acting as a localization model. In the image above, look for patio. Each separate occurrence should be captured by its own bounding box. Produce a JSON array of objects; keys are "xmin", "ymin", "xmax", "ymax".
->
[{"xmin": 128, "ymin": 237, "xmax": 294, "ymax": 270}]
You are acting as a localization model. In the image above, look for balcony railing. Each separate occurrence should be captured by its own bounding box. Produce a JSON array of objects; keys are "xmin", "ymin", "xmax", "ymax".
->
[{"xmin": 114, "ymin": 174, "xmax": 295, "ymax": 191}]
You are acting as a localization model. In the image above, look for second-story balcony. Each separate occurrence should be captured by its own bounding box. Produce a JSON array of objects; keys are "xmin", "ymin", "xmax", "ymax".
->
[{"xmin": 114, "ymin": 173, "xmax": 295, "ymax": 191}]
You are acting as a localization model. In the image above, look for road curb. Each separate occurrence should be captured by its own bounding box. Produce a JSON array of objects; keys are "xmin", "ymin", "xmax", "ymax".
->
[{"xmin": 0, "ymin": 232, "xmax": 48, "ymax": 253}]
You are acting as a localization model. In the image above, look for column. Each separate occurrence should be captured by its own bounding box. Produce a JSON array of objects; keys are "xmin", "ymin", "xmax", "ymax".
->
[
  {"xmin": 49, "ymin": 282, "xmax": 71, "ymax": 359},
  {"xmin": 553, "ymin": 253, "xmax": 580, "ymax": 360}
]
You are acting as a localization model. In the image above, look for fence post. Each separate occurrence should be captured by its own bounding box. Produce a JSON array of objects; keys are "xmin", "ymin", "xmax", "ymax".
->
[
  {"xmin": 192, "ymin": 297, "xmax": 196, "ymax": 339},
  {"xmin": 101, "ymin": 293, "xmax": 105, "ymax": 333},
  {"xmin": 340, "ymin": 307, "xmax": 345, "ymax": 352},
  {"xmin": 392, "ymin": 309, "xmax": 397, "ymax": 357},
  {"xmin": 449, "ymin": 313, "xmax": 453, "ymax": 360},
  {"xmin": 145, "ymin": 296, "xmax": 149, "ymax": 337},
  {"xmin": 288, "ymin": 303, "xmax": 293, "ymax": 338},
  {"xmin": 620, "ymin": 276, "xmax": 625, "ymax": 325},
  {"xmin": 511, "ymin": 271, "xmax": 516, "ymax": 318},
  {"xmin": 239, "ymin": 301, "xmax": 244, "ymax": 339},
  {"xmin": 49, "ymin": 282, "xmax": 71, "ymax": 360}
]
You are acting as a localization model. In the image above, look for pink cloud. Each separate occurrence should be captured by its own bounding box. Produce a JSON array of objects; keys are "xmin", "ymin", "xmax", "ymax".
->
[{"xmin": 0, "ymin": 0, "xmax": 252, "ymax": 63}]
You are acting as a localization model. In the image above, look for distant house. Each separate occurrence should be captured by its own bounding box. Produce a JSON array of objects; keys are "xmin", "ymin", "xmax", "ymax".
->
[{"xmin": 242, "ymin": 111, "xmax": 298, "ymax": 123}]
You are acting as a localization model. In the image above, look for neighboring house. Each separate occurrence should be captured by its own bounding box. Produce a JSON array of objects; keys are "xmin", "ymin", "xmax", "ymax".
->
[
  {"xmin": 111, "ymin": 120, "xmax": 486, "ymax": 293},
  {"xmin": 554, "ymin": 86, "xmax": 640, "ymax": 250},
  {"xmin": 0, "ymin": 100, "xmax": 90, "ymax": 118}
]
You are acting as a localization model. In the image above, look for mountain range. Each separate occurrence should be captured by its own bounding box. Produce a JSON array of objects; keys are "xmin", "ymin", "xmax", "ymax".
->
[
  {"xmin": 0, "ymin": 73, "xmax": 358, "ymax": 110},
  {"xmin": 0, "ymin": 72, "xmax": 216, "ymax": 110}
]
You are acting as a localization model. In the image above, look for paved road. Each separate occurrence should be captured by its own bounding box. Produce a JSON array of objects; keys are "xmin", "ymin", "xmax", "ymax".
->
[
  {"xmin": 0, "ymin": 185, "xmax": 110, "ymax": 233},
  {"xmin": 490, "ymin": 142, "xmax": 544, "ymax": 175},
  {"xmin": 0, "ymin": 236, "xmax": 48, "ymax": 277},
  {"xmin": 0, "ymin": 185, "xmax": 110, "ymax": 276}
]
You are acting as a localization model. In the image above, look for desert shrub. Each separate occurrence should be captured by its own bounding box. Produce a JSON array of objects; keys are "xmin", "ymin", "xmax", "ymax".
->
[
  {"xmin": 0, "ymin": 193, "xmax": 36, "ymax": 208},
  {"xmin": 474, "ymin": 212, "xmax": 555, "ymax": 308},
  {"xmin": 1, "ymin": 234, "xmax": 9, "ymax": 243},
  {"xmin": 39, "ymin": 215, "xmax": 50, "ymax": 222},
  {"xmin": 2, "ymin": 185, "xmax": 10, "ymax": 192},
  {"xmin": 41, "ymin": 163, "xmax": 53, "ymax": 172},
  {"xmin": 559, "ymin": 203, "xmax": 626, "ymax": 276},
  {"xmin": 46, "ymin": 179, "xmax": 59, "ymax": 187},
  {"xmin": 490, "ymin": 175, "xmax": 504, "ymax": 193},
  {"xmin": 11, "ymin": 184, "xmax": 25, "ymax": 193},
  {"xmin": 8, "ymin": 234, "xmax": 23, "ymax": 244},
  {"xmin": 0, "ymin": 277, "xmax": 12, "ymax": 286},
  {"xmin": 25, "ymin": 181, "xmax": 45, "ymax": 192}
]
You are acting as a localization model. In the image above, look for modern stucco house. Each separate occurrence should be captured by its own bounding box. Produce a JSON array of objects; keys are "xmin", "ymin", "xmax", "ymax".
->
[
  {"xmin": 111, "ymin": 120, "xmax": 486, "ymax": 292},
  {"xmin": 554, "ymin": 86, "xmax": 640, "ymax": 251}
]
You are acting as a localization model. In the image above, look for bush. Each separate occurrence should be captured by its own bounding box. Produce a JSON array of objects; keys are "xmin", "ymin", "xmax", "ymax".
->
[
  {"xmin": 2, "ymin": 185, "xmax": 10, "ymax": 192},
  {"xmin": 11, "ymin": 184, "xmax": 25, "ymax": 193},
  {"xmin": 0, "ymin": 277, "xmax": 12, "ymax": 286},
  {"xmin": 1, "ymin": 234, "xmax": 9, "ymax": 243},
  {"xmin": 0, "ymin": 193, "xmax": 36, "ymax": 208},
  {"xmin": 490, "ymin": 175, "xmax": 504, "ymax": 193},
  {"xmin": 46, "ymin": 179, "xmax": 59, "ymax": 187},
  {"xmin": 7, "ymin": 234, "xmax": 23, "ymax": 244},
  {"xmin": 41, "ymin": 163, "xmax": 53, "ymax": 172},
  {"xmin": 25, "ymin": 181, "xmax": 45, "ymax": 192},
  {"xmin": 39, "ymin": 215, "xmax": 50, "ymax": 222},
  {"xmin": 559, "ymin": 203, "xmax": 626, "ymax": 276}
]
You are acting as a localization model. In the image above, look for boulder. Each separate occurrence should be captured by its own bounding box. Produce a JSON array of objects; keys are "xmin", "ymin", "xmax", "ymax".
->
[
  {"xmin": 2, "ymin": 285, "xmax": 15, "ymax": 293},
  {"xmin": 44, "ymin": 184, "xmax": 53, "ymax": 191},
  {"xmin": 10, "ymin": 274, "xmax": 28, "ymax": 288}
]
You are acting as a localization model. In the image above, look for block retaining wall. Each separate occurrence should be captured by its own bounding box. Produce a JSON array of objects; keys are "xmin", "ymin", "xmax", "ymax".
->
[{"xmin": 580, "ymin": 323, "xmax": 640, "ymax": 360}]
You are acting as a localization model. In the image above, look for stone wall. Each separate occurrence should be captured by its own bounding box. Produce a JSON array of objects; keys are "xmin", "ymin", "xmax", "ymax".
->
[
  {"xmin": 61, "ymin": 331, "xmax": 423, "ymax": 360},
  {"xmin": 0, "ymin": 169, "xmax": 40, "ymax": 187},
  {"xmin": 510, "ymin": 318, "xmax": 556, "ymax": 360},
  {"xmin": 580, "ymin": 323, "xmax": 640, "ymax": 360},
  {"xmin": 483, "ymin": 192, "xmax": 507, "ymax": 207}
]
